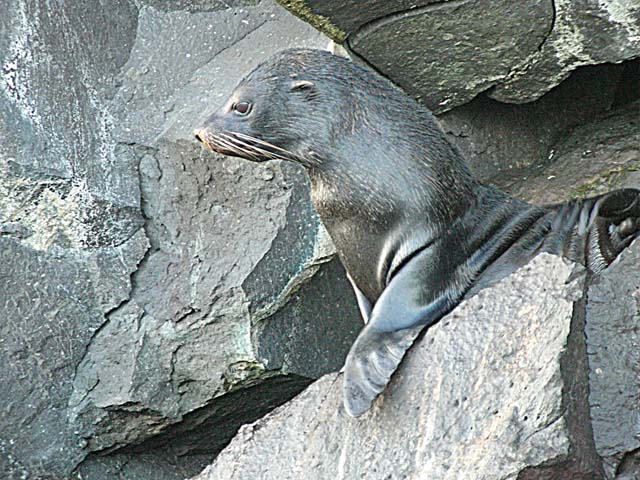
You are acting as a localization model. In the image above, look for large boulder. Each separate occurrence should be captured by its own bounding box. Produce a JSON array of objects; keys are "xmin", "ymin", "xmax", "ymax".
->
[
  {"xmin": 586, "ymin": 239, "xmax": 640, "ymax": 479},
  {"xmin": 0, "ymin": 1, "xmax": 363, "ymax": 479},
  {"xmin": 277, "ymin": 0, "xmax": 640, "ymax": 110},
  {"xmin": 500, "ymin": 99, "xmax": 640, "ymax": 203},
  {"xmin": 194, "ymin": 252, "xmax": 630, "ymax": 480},
  {"xmin": 438, "ymin": 62, "xmax": 636, "ymax": 184}
]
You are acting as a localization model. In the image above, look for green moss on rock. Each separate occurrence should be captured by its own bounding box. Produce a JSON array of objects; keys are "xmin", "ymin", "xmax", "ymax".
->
[
  {"xmin": 276, "ymin": 0, "xmax": 346, "ymax": 43},
  {"xmin": 570, "ymin": 163, "xmax": 640, "ymax": 199},
  {"xmin": 223, "ymin": 361, "xmax": 275, "ymax": 392}
]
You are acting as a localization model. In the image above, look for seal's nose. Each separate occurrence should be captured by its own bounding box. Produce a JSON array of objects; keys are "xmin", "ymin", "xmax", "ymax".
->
[{"xmin": 194, "ymin": 128, "xmax": 205, "ymax": 143}]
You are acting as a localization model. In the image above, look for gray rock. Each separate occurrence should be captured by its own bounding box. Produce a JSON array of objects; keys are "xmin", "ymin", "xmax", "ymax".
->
[
  {"xmin": 193, "ymin": 254, "xmax": 610, "ymax": 480},
  {"xmin": 490, "ymin": 0, "xmax": 640, "ymax": 104},
  {"xmin": 438, "ymin": 62, "xmax": 628, "ymax": 183},
  {"xmin": 587, "ymin": 242, "xmax": 640, "ymax": 478},
  {"xmin": 275, "ymin": 0, "xmax": 443, "ymax": 41},
  {"xmin": 138, "ymin": 0, "xmax": 261, "ymax": 13},
  {"xmin": 615, "ymin": 450, "xmax": 640, "ymax": 480},
  {"xmin": 0, "ymin": 1, "xmax": 145, "ymax": 478},
  {"xmin": 500, "ymin": 99, "xmax": 640, "ymax": 204},
  {"xmin": 0, "ymin": 0, "xmax": 362, "ymax": 478},
  {"xmin": 252, "ymin": 257, "xmax": 362, "ymax": 379},
  {"xmin": 0, "ymin": 233, "xmax": 147, "ymax": 479},
  {"xmin": 74, "ymin": 374, "xmax": 313, "ymax": 480},
  {"xmin": 278, "ymin": 0, "xmax": 640, "ymax": 111},
  {"xmin": 347, "ymin": 0, "xmax": 553, "ymax": 111}
]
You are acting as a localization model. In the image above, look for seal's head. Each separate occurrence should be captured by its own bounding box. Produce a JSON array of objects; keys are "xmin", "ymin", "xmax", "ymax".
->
[
  {"xmin": 195, "ymin": 48, "xmax": 366, "ymax": 167},
  {"xmin": 195, "ymin": 47, "xmax": 477, "ymax": 223}
]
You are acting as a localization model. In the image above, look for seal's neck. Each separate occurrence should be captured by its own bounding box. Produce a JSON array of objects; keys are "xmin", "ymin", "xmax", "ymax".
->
[
  {"xmin": 304, "ymin": 105, "xmax": 479, "ymax": 301},
  {"xmin": 307, "ymin": 110, "xmax": 477, "ymax": 231}
]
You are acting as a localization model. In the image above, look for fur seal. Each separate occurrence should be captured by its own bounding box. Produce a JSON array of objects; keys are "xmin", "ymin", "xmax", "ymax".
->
[{"xmin": 194, "ymin": 48, "xmax": 640, "ymax": 417}]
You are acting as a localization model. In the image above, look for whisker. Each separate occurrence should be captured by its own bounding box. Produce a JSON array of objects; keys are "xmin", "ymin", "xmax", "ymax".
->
[
  {"xmin": 209, "ymin": 134, "xmax": 237, "ymax": 154},
  {"xmin": 234, "ymin": 133, "xmax": 292, "ymax": 155},
  {"xmin": 213, "ymin": 134, "xmax": 260, "ymax": 161},
  {"xmin": 218, "ymin": 132, "xmax": 284, "ymax": 161},
  {"xmin": 217, "ymin": 133, "xmax": 271, "ymax": 160},
  {"xmin": 228, "ymin": 131, "xmax": 296, "ymax": 158}
]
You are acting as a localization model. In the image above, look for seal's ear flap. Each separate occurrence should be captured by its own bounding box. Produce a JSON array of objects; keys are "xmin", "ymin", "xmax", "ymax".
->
[
  {"xmin": 290, "ymin": 79, "xmax": 315, "ymax": 91},
  {"xmin": 290, "ymin": 79, "xmax": 318, "ymax": 101}
]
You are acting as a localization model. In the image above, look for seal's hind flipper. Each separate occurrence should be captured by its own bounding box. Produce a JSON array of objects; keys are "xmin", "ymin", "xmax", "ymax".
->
[
  {"xmin": 594, "ymin": 189, "xmax": 639, "ymax": 263},
  {"xmin": 545, "ymin": 188, "xmax": 640, "ymax": 272}
]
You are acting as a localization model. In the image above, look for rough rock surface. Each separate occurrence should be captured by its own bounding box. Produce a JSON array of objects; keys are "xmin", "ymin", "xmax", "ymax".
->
[
  {"xmin": 194, "ymin": 254, "xmax": 608, "ymax": 480},
  {"xmin": 277, "ymin": 0, "xmax": 640, "ymax": 111},
  {"xmin": 500, "ymin": 99, "xmax": 640, "ymax": 204},
  {"xmin": 438, "ymin": 61, "xmax": 637, "ymax": 184},
  {"xmin": 1, "ymin": 1, "xmax": 146, "ymax": 478},
  {"xmin": 587, "ymin": 243, "xmax": 640, "ymax": 479},
  {"xmin": 491, "ymin": 93, "xmax": 640, "ymax": 479},
  {"xmin": 3, "ymin": 0, "xmax": 640, "ymax": 478},
  {"xmin": 0, "ymin": 1, "xmax": 363, "ymax": 479}
]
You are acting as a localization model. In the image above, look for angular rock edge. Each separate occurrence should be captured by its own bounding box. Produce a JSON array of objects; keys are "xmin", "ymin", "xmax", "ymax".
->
[{"xmin": 192, "ymin": 253, "xmax": 611, "ymax": 480}]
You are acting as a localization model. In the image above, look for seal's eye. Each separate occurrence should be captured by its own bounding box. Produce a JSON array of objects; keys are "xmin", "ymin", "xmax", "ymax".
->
[{"xmin": 233, "ymin": 101, "xmax": 252, "ymax": 115}]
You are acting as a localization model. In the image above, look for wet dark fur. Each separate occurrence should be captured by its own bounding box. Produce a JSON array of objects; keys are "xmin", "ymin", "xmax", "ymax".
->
[{"xmin": 196, "ymin": 49, "xmax": 640, "ymax": 417}]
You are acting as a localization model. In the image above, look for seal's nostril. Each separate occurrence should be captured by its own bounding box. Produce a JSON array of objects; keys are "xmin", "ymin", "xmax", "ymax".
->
[{"xmin": 194, "ymin": 128, "xmax": 207, "ymax": 143}]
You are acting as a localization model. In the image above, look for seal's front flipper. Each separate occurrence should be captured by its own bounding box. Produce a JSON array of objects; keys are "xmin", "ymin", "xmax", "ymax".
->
[
  {"xmin": 343, "ymin": 325, "xmax": 422, "ymax": 417},
  {"xmin": 343, "ymin": 250, "xmax": 461, "ymax": 417}
]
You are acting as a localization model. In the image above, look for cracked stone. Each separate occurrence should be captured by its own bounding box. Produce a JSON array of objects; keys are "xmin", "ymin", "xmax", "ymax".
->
[
  {"xmin": 278, "ymin": 0, "xmax": 640, "ymax": 111},
  {"xmin": 193, "ymin": 254, "xmax": 608, "ymax": 480}
]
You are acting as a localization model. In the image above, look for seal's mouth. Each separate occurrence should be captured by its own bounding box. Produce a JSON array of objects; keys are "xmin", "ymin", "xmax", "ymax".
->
[{"xmin": 194, "ymin": 129, "xmax": 295, "ymax": 163}]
